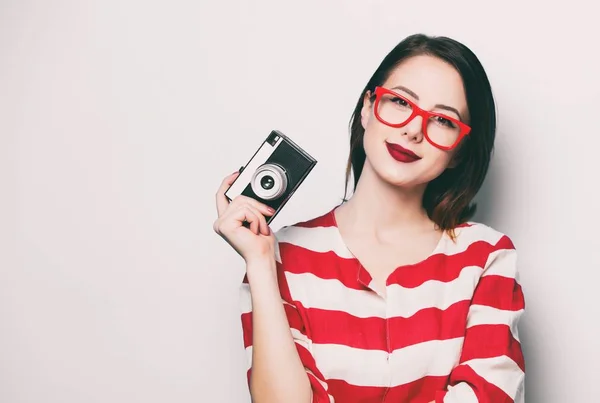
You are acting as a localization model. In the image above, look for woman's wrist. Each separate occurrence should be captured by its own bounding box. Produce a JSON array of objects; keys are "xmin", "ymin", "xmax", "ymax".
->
[{"xmin": 245, "ymin": 255, "xmax": 278, "ymax": 283}]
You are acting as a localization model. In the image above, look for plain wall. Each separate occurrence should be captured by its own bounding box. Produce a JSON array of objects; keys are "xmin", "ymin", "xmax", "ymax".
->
[{"xmin": 2, "ymin": 0, "xmax": 599, "ymax": 402}]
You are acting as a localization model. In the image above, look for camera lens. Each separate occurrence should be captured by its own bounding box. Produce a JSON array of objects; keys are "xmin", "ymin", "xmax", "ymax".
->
[
  {"xmin": 260, "ymin": 175, "xmax": 275, "ymax": 190},
  {"xmin": 250, "ymin": 163, "xmax": 288, "ymax": 200}
]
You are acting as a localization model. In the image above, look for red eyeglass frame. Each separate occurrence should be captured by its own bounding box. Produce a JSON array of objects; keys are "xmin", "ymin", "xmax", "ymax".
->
[{"xmin": 372, "ymin": 86, "xmax": 472, "ymax": 151}]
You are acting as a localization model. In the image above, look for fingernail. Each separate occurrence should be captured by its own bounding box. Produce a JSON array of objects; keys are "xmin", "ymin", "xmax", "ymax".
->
[{"xmin": 267, "ymin": 207, "xmax": 275, "ymax": 213}]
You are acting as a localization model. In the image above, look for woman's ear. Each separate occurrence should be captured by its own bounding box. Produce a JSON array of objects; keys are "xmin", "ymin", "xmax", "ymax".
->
[{"xmin": 360, "ymin": 91, "xmax": 373, "ymax": 130}]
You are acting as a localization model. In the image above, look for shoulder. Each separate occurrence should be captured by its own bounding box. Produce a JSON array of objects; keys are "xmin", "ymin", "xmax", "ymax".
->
[
  {"xmin": 454, "ymin": 221, "xmax": 520, "ymax": 279},
  {"xmin": 272, "ymin": 208, "xmax": 335, "ymax": 249},
  {"xmin": 271, "ymin": 207, "xmax": 348, "ymax": 264},
  {"xmin": 453, "ymin": 221, "xmax": 517, "ymax": 251},
  {"xmin": 275, "ymin": 208, "xmax": 335, "ymax": 237}
]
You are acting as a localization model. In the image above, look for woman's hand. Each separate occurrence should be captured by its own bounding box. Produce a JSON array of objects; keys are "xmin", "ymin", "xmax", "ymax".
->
[{"xmin": 213, "ymin": 170, "xmax": 277, "ymax": 263}]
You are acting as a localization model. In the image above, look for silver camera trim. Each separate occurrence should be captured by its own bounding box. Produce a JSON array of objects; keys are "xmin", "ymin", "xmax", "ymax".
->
[{"xmin": 251, "ymin": 163, "xmax": 288, "ymax": 200}]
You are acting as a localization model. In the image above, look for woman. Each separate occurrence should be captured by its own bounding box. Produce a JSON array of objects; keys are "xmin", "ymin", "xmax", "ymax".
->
[{"xmin": 214, "ymin": 33, "xmax": 525, "ymax": 403}]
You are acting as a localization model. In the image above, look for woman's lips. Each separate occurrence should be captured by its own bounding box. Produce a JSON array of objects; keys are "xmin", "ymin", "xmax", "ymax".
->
[{"xmin": 385, "ymin": 142, "xmax": 421, "ymax": 163}]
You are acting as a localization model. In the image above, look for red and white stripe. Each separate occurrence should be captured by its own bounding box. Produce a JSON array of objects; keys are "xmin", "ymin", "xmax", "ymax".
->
[{"xmin": 240, "ymin": 209, "xmax": 525, "ymax": 403}]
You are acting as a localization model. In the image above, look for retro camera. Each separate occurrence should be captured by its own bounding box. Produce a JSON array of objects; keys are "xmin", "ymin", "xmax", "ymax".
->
[{"xmin": 224, "ymin": 130, "xmax": 317, "ymax": 224}]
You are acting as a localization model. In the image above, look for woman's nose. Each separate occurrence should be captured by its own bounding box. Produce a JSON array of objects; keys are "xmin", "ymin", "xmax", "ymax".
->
[{"xmin": 402, "ymin": 114, "xmax": 424, "ymax": 142}]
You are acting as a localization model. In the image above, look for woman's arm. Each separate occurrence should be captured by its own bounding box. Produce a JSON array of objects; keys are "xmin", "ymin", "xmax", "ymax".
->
[
  {"xmin": 240, "ymin": 241, "xmax": 334, "ymax": 403},
  {"xmin": 434, "ymin": 235, "xmax": 525, "ymax": 403},
  {"xmin": 244, "ymin": 257, "xmax": 313, "ymax": 403},
  {"xmin": 213, "ymin": 174, "xmax": 331, "ymax": 401}
]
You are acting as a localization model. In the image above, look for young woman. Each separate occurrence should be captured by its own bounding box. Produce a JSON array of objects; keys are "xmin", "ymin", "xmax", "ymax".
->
[{"xmin": 214, "ymin": 34, "xmax": 525, "ymax": 403}]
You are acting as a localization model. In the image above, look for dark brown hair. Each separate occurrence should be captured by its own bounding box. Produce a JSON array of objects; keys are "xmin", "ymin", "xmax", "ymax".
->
[{"xmin": 345, "ymin": 33, "xmax": 497, "ymax": 235}]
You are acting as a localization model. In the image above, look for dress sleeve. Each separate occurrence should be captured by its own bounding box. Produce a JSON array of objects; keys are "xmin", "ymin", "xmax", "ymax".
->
[
  {"xmin": 435, "ymin": 235, "xmax": 526, "ymax": 403},
  {"xmin": 239, "ymin": 235, "xmax": 335, "ymax": 403}
]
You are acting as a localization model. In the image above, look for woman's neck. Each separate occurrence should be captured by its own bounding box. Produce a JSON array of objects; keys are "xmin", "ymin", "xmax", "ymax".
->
[{"xmin": 337, "ymin": 161, "xmax": 435, "ymax": 240}]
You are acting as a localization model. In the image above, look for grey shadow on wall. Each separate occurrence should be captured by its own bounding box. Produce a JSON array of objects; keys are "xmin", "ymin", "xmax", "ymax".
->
[{"xmin": 471, "ymin": 153, "xmax": 536, "ymax": 403}]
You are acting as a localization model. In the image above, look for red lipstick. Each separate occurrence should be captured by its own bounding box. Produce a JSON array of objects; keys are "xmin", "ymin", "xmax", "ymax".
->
[{"xmin": 385, "ymin": 142, "xmax": 421, "ymax": 163}]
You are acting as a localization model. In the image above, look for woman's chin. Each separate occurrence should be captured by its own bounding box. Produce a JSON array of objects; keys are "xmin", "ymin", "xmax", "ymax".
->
[
  {"xmin": 375, "ymin": 165, "xmax": 420, "ymax": 188},
  {"xmin": 372, "ymin": 162, "xmax": 438, "ymax": 190}
]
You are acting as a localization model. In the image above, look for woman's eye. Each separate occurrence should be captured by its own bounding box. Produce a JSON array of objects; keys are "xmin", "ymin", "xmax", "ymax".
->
[
  {"xmin": 435, "ymin": 116, "xmax": 456, "ymax": 128},
  {"xmin": 391, "ymin": 97, "xmax": 409, "ymax": 107}
]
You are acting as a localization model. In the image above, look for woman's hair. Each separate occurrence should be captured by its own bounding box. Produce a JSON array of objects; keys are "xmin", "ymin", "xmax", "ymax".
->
[{"xmin": 345, "ymin": 33, "xmax": 497, "ymax": 235}]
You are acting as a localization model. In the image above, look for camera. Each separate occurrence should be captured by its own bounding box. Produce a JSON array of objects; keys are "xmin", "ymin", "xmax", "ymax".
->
[{"xmin": 224, "ymin": 130, "xmax": 317, "ymax": 224}]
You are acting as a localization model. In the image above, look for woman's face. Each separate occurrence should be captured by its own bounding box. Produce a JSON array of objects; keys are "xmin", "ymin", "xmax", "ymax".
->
[{"xmin": 361, "ymin": 54, "xmax": 470, "ymax": 189}]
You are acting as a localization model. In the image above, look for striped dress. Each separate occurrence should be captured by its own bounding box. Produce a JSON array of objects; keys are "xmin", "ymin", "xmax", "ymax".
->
[{"xmin": 240, "ymin": 208, "xmax": 525, "ymax": 403}]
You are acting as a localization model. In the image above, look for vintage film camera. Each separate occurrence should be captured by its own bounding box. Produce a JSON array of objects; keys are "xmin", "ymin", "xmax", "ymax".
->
[{"xmin": 224, "ymin": 130, "xmax": 317, "ymax": 224}]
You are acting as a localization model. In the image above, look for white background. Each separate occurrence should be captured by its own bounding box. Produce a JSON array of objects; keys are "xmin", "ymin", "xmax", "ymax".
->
[{"xmin": 2, "ymin": 0, "xmax": 599, "ymax": 402}]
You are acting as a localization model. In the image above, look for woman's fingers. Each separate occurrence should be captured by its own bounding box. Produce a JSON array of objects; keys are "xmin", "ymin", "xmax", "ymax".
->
[
  {"xmin": 215, "ymin": 171, "xmax": 240, "ymax": 216},
  {"xmin": 215, "ymin": 170, "xmax": 275, "ymax": 237},
  {"xmin": 230, "ymin": 205, "xmax": 260, "ymax": 234},
  {"xmin": 215, "ymin": 171, "xmax": 275, "ymax": 218},
  {"xmin": 229, "ymin": 195, "xmax": 275, "ymax": 218},
  {"xmin": 245, "ymin": 204, "xmax": 270, "ymax": 236},
  {"xmin": 216, "ymin": 202, "xmax": 270, "ymax": 237},
  {"xmin": 233, "ymin": 204, "xmax": 269, "ymax": 236}
]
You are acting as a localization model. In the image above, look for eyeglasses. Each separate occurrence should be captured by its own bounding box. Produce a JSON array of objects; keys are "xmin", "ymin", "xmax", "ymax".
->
[{"xmin": 372, "ymin": 86, "xmax": 471, "ymax": 150}]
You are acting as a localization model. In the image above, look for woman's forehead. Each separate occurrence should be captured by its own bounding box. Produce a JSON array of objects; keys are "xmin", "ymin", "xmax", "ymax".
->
[{"xmin": 383, "ymin": 55, "xmax": 468, "ymax": 114}]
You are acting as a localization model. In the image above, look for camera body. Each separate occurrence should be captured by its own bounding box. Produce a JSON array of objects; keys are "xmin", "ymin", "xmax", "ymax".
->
[{"xmin": 224, "ymin": 130, "xmax": 317, "ymax": 224}]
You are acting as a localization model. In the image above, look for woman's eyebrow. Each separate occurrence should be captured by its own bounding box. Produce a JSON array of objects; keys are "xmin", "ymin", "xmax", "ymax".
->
[
  {"xmin": 391, "ymin": 85, "xmax": 420, "ymax": 99},
  {"xmin": 435, "ymin": 105, "xmax": 463, "ymax": 121},
  {"xmin": 391, "ymin": 85, "xmax": 463, "ymax": 121}
]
